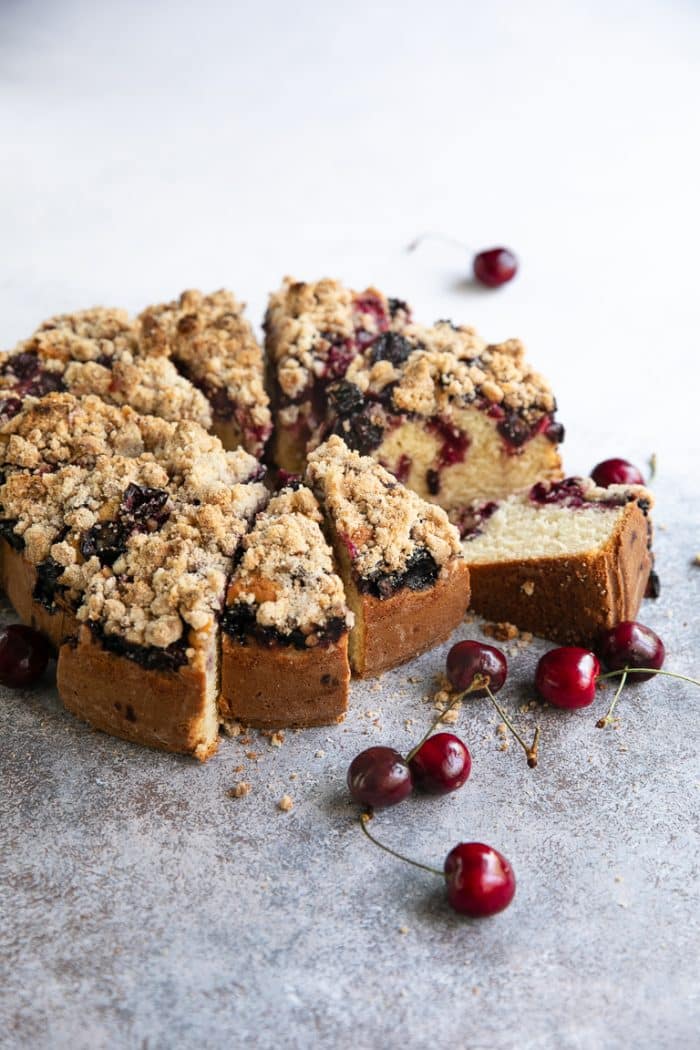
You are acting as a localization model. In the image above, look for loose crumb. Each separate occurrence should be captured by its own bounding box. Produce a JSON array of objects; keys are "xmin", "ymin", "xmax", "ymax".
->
[
  {"xmin": 398, "ymin": 925, "xmax": 410, "ymax": 935},
  {"xmin": 228, "ymin": 782, "xmax": 252, "ymax": 799},
  {"xmin": 694, "ymin": 553, "xmax": 700, "ymax": 566},
  {"xmin": 278, "ymin": 794, "xmax": 294, "ymax": 812},
  {"xmin": 521, "ymin": 580, "xmax": 535, "ymax": 596},
  {"xmin": 221, "ymin": 720, "xmax": 243, "ymax": 737},
  {"xmin": 245, "ymin": 751, "xmax": 259, "ymax": 760},
  {"xmin": 314, "ymin": 749, "xmax": 326, "ymax": 758},
  {"xmin": 270, "ymin": 731, "xmax": 285, "ymax": 747},
  {"xmin": 482, "ymin": 621, "xmax": 520, "ymax": 641}
]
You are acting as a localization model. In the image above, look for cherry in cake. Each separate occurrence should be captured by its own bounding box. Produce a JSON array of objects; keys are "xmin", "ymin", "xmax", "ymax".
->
[
  {"xmin": 264, "ymin": 277, "xmax": 412, "ymax": 473},
  {"xmin": 306, "ymin": 435, "xmax": 470, "ymax": 676},
  {"xmin": 461, "ymin": 477, "xmax": 655, "ymax": 645},
  {"xmin": 139, "ymin": 289, "xmax": 272, "ymax": 457},
  {"xmin": 266, "ymin": 278, "xmax": 564, "ymax": 512},
  {"xmin": 219, "ymin": 485, "xmax": 353, "ymax": 730}
]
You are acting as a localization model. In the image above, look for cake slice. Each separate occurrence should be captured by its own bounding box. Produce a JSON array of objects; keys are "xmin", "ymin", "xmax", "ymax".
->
[
  {"xmin": 461, "ymin": 477, "xmax": 654, "ymax": 645},
  {"xmin": 139, "ymin": 289, "xmax": 272, "ymax": 456},
  {"xmin": 306, "ymin": 436, "xmax": 469, "ymax": 677},
  {"xmin": 264, "ymin": 277, "xmax": 411, "ymax": 472},
  {"xmin": 220, "ymin": 484, "xmax": 353, "ymax": 729},
  {"xmin": 315, "ymin": 320, "xmax": 564, "ymax": 513},
  {"xmin": 57, "ymin": 482, "xmax": 267, "ymax": 760},
  {"xmin": 0, "ymin": 308, "xmax": 212, "ymax": 429}
]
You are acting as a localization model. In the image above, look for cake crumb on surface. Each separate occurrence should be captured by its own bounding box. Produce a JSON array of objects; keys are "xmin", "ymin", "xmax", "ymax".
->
[
  {"xmin": 278, "ymin": 794, "xmax": 294, "ymax": 812},
  {"xmin": 314, "ymin": 749, "xmax": 325, "ymax": 758},
  {"xmin": 521, "ymin": 580, "xmax": 535, "ymax": 596},
  {"xmin": 228, "ymin": 782, "xmax": 252, "ymax": 798},
  {"xmin": 482, "ymin": 621, "xmax": 520, "ymax": 641},
  {"xmin": 398, "ymin": 925, "xmax": 410, "ymax": 935},
  {"xmin": 270, "ymin": 731, "xmax": 285, "ymax": 747}
]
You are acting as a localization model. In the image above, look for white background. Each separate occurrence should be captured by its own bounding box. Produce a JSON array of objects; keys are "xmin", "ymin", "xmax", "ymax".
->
[{"xmin": 2, "ymin": 0, "xmax": 699, "ymax": 482}]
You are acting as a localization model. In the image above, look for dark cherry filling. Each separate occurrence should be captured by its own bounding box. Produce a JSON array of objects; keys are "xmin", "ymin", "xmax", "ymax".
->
[
  {"xmin": 369, "ymin": 332, "xmax": 414, "ymax": 366},
  {"xmin": 91, "ymin": 624, "xmax": 189, "ymax": 672},
  {"xmin": 393, "ymin": 454, "xmax": 412, "ymax": 484},
  {"xmin": 454, "ymin": 501, "xmax": 498, "ymax": 540},
  {"xmin": 529, "ymin": 478, "xmax": 631, "ymax": 510},
  {"xmin": 0, "ymin": 397, "xmax": 24, "ymax": 425},
  {"xmin": 328, "ymin": 380, "xmax": 366, "ymax": 418},
  {"xmin": 80, "ymin": 483, "xmax": 171, "ymax": 568},
  {"xmin": 424, "ymin": 418, "xmax": 470, "ymax": 494},
  {"xmin": 358, "ymin": 547, "xmax": 439, "ymax": 600},
  {"xmin": 352, "ymin": 293, "xmax": 390, "ymax": 348},
  {"xmin": 497, "ymin": 410, "xmax": 563, "ymax": 453},
  {"xmin": 33, "ymin": 557, "xmax": 67, "ymax": 612},
  {"xmin": 387, "ymin": 298, "xmax": 410, "ymax": 319},
  {"xmin": 0, "ymin": 518, "xmax": 24, "ymax": 552},
  {"xmin": 1, "ymin": 351, "xmax": 65, "ymax": 401},
  {"xmin": 276, "ymin": 470, "xmax": 303, "ymax": 491},
  {"xmin": 221, "ymin": 603, "xmax": 347, "ymax": 650}
]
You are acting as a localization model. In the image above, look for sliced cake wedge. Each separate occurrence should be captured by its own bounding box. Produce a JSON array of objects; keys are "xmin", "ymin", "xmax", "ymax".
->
[
  {"xmin": 220, "ymin": 485, "xmax": 353, "ymax": 729},
  {"xmin": 462, "ymin": 478, "xmax": 654, "ymax": 645},
  {"xmin": 306, "ymin": 435, "xmax": 470, "ymax": 677}
]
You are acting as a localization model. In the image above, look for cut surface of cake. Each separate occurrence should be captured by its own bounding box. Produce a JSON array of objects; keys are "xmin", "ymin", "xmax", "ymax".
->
[
  {"xmin": 306, "ymin": 435, "xmax": 470, "ymax": 677},
  {"xmin": 139, "ymin": 289, "xmax": 272, "ymax": 456},
  {"xmin": 264, "ymin": 277, "xmax": 411, "ymax": 473},
  {"xmin": 220, "ymin": 484, "xmax": 353, "ymax": 729},
  {"xmin": 265, "ymin": 278, "xmax": 563, "ymax": 512},
  {"xmin": 462, "ymin": 477, "xmax": 654, "ymax": 644}
]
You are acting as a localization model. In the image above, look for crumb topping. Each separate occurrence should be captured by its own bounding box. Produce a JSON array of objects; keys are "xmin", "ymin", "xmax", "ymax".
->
[
  {"xmin": 306, "ymin": 436, "xmax": 462, "ymax": 579},
  {"xmin": 345, "ymin": 322, "xmax": 556, "ymax": 422},
  {"xmin": 265, "ymin": 277, "xmax": 408, "ymax": 401},
  {"xmin": 139, "ymin": 289, "xmax": 271, "ymax": 450},
  {"xmin": 79, "ymin": 485, "xmax": 267, "ymax": 649},
  {"xmin": 226, "ymin": 485, "xmax": 352, "ymax": 640}
]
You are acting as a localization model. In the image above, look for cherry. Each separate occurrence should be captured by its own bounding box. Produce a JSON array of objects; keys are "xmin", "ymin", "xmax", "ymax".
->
[
  {"xmin": 0, "ymin": 624, "xmax": 51, "ymax": 688},
  {"xmin": 473, "ymin": 248, "xmax": 518, "ymax": 288},
  {"xmin": 446, "ymin": 640, "xmax": 507, "ymax": 695},
  {"xmin": 596, "ymin": 621, "xmax": 665, "ymax": 683},
  {"xmin": 347, "ymin": 747, "xmax": 413, "ymax": 808},
  {"xmin": 591, "ymin": 458, "xmax": 645, "ymax": 487},
  {"xmin": 408, "ymin": 732, "xmax": 471, "ymax": 795},
  {"xmin": 444, "ymin": 842, "xmax": 516, "ymax": 917},
  {"xmin": 535, "ymin": 647, "xmax": 600, "ymax": 709}
]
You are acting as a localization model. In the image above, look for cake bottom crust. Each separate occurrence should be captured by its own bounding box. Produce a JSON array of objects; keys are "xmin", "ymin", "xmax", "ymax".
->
[
  {"xmin": 465, "ymin": 503, "xmax": 652, "ymax": 645},
  {"xmin": 349, "ymin": 560, "xmax": 471, "ymax": 678},
  {"xmin": 220, "ymin": 633, "xmax": 350, "ymax": 730},
  {"xmin": 57, "ymin": 626, "xmax": 220, "ymax": 760},
  {"xmin": 0, "ymin": 542, "xmax": 78, "ymax": 650}
]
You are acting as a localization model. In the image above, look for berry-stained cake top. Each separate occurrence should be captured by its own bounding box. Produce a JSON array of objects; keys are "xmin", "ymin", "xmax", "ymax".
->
[
  {"xmin": 225, "ymin": 485, "xmax": 352, "ymax": 644},
  {"xmin": 78, "ymin": 482, "xmax": 268, "ymax": 651},
  {"xmin": 265, "ymin": 277, "xmax": 410, "ymax": 401},
  {"xmin": 1, "ymin": 305, "xmax": 212, "ymax": 429},
  {"xmin": 306, "ymin": 435, "xmax": 462, "ymax": 584},
  {"xmin": 344, "ymin": 322, "xmax": 556, "ymax": 424},
  {"xmin": 139, "ymin": 289, "xmax": 271, "ymax": 454}
]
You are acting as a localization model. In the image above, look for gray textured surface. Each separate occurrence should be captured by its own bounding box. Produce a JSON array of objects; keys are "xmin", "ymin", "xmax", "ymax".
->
[{"xmin": 1, "ymin": 475, "xmax": 698, "ymax": 1050}]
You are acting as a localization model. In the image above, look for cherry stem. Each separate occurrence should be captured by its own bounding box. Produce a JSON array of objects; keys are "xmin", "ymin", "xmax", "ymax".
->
[
  {"xmin": 596, "ymin": 668, "xmax": 700, "ymax": 687},
  {"xmin": 648, "ymin": 452, "xmax": 657, "ymax": 482},
  {"xmin": 359, "ymin": 811, "xmax": 444, "ymax": 879},
  {"xmin": 485, "ymin": 684, "xmax": 540, "ymax": 769},
  {"xmin": 406, "ymin": 232, "xmax": 470, "ymax": 255},
  {"xmin": 596, "ymin": 668, "xmax": 628, "ymax": 729},
  {"xmin": 404, "ymin": 674, "xmax": 488, "ymax": 763}
]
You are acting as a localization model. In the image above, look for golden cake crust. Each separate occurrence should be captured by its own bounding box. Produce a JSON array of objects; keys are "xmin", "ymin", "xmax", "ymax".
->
[
  {"xmin": 466, "ymin": 501, "xmax": 652, "ymax": 645},
  {"xmin": 220, "ymin": 634, "xmax": 350, "ymax": 729},
  {"xmin": 57, "ymin": 626, "xmax": 219, "ymax": 760}
]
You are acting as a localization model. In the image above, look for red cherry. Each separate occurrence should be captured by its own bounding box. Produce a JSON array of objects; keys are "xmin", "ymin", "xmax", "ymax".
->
[
  {"xmin": 473, "ymin": 248, "xmax": 518, "ymax": 288},
  {"xmin": 446, "ymin": 640, "xmax": 507, "ymax": 695},
  {"xmin": 408, "ymin": 732, "xmax": 471, "ymax": 795},
  {"xmin": 591, "ymin": 458, "xmax": 645, "ymax": 487},
  {"xmin": 0, "ymin": 624, "xmax": 51, "ymax": 688},
  {"xmin": 535, "ymin": 647, "xmax": 600, "ymax": 709},
  {"xmin": 596, "ymin": 621, "xmax": 665, "ymax": 683},
  {"xmin": 444, "ymin": 842, "xmax": 516, "ymax": 917},
  {"xmin": 347, "ymin": 747, "xmax": 413, "ymax": 808}
]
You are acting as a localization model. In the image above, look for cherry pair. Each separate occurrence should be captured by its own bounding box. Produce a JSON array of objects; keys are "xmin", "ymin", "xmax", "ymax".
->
[
  {"xmin": 407, "ymin": 235, "xmax": 518, "ymax": 288},
  {"xmin": 535, "ymin": 621, "xmax": 698, "ymax": 727}
]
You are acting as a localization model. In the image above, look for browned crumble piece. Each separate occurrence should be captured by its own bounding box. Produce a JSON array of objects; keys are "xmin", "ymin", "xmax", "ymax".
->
[
  {"xmin": 228, "ymin": 782, "xmax": 252, "ymax": 798},
  {"xmin": 482, "ymin": 621, "xmax": 520, "ymax": 642},
  {"xmin": 278, "ymin": 794, "xmax": 294, "ymax": 812},
  {"xmin": 270, "ymin": 731, "xmax": 285, "ymax": 747}
]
